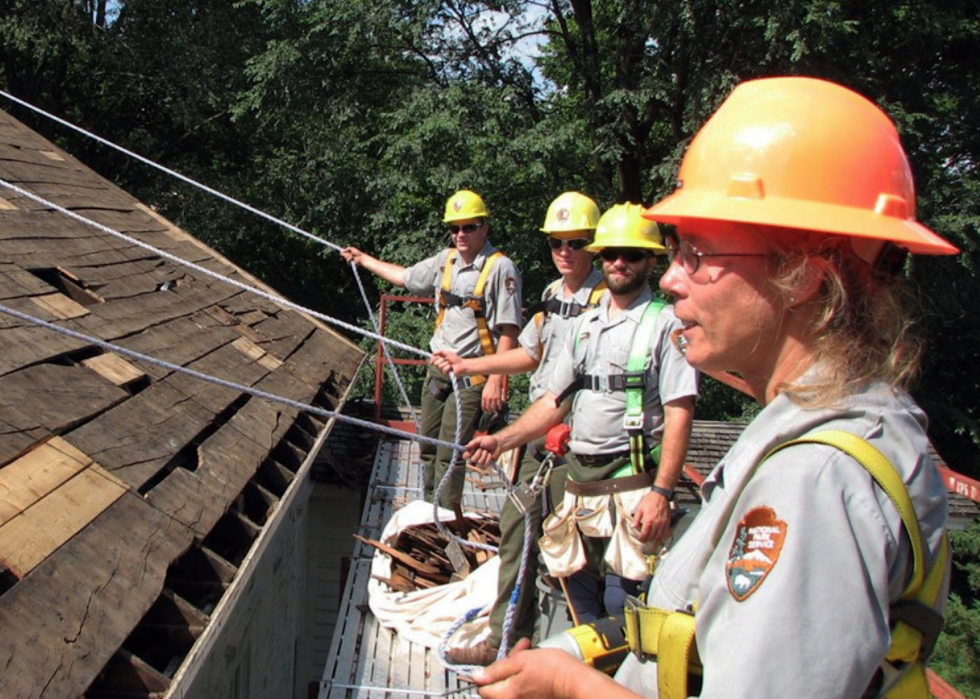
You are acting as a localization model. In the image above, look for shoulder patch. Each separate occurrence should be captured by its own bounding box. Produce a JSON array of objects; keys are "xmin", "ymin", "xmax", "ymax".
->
[
  {"xmin": 505, "ymin": 276, "xmax": 517, "ymax": 294},
  {"xmin": 726, "ymin": 506, "xmax": 787, "ymax": 601}
]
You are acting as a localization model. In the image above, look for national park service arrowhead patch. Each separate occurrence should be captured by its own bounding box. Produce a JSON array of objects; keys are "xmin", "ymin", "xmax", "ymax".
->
[{"xmin": 726, "ymin": 506, "xmax": 787, "ymax": 601}]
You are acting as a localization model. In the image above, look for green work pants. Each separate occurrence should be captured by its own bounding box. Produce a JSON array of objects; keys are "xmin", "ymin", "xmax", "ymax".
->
[
  {"xmin": 420, "ymin": 369, "xmax": 484, "ymax": 509},
  {"xmin": 487, "ymin": 437, "xmax": 567, "ymax": 648}
]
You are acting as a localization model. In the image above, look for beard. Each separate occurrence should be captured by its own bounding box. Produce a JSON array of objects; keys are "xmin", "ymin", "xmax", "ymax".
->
[{"xmin": 604, "ymin": 266, "xmax": 650, "ymax": 295}]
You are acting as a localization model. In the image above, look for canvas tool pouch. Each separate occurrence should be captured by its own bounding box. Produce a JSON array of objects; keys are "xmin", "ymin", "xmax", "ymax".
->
[
  {"xmin": 538, "ymin": 496, "xmax": 586, "ymax": 576},
  {"xmin": 604, "ymin": 488, "xmax": 652, "ymax": 580}
]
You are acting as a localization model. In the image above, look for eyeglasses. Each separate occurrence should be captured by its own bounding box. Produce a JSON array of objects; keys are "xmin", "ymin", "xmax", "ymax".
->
[
  {"xmin": 599, "ymin": 247, "xmax": 651, "ymax": 264},
  {"xmin": 449, "ymin": 223, "xmax": 483, "ymax": 235},
  {"xmin": 665, "ymin": 237, "xmax": 768, "ymax": 274},
  {"xmin": 548, "ymin": 237, "xmax": 591, "ymax": 251}
]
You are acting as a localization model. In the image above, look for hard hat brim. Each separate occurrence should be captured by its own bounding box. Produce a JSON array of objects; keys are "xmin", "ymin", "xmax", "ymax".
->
[
  {"xmin": 584, "ymin": 239, "xmax": 666, "ymax": 253},
  {"xmin": 643, "ymin": 191, "xmax": 959, "ymax": 256}
]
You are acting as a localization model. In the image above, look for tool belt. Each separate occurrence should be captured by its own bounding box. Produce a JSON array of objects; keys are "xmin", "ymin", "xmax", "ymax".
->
[
  {"xmin": 565, "ymin": 471, "xmax": 653, "ymax": 496},
  {"xmin": 539, "ymin": 463, "xmax": 656, "ymax": 581}
]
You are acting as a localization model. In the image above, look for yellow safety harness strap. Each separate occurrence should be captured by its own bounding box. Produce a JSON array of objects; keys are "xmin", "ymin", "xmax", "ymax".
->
[
  {"xmin": 658, "ymin": 610, "xmax": 700, "ymax": 698},
  {"xmin": 625, "ymin": 430, "xmax": 947, "ymax": 699},
  {"xmin": 473, "ymin": 251, "xmax": 503, "ymax": 356},
  {"xmin": 434, "ymin": 250, "xmax": 503, "ymax": 386},
  {"xmin": 769, "ymin": 431, "xmax": 925, "ymax": 598},
  {"xmin": 435, "ymin": 249, "xmax": 457, "ymax": 331},
  {"xmin": 533, "ymin": 280, "xmax": 608, "ymax": 359}
]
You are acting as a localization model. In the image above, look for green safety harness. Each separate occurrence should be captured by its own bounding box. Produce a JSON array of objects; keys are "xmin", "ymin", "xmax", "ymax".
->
[
  {"xmin": 554, "ymin": 297, "xmax": 667, "ymax": 476},
  {"xmin": 623, "ymin": 430, "xmax": 949, "ymax": 699}
]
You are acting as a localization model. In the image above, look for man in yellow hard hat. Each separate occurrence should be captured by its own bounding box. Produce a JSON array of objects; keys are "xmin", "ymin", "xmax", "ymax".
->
[
  {"xmin": 432, "ymin": 191, "xmax": 607, "ymax": 665},
  {"xmin": 343, "ymin": 190, "xmax": 522, "ymax": 510},
  {"xmin": 464, "ymin": 203, "xmax": 697, "ymax": 637}
]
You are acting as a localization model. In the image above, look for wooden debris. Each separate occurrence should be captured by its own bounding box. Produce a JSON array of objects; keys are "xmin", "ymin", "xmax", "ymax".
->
[{"xmin": 358, "ymin": 516, "xmax": 500, "ymax": 593}]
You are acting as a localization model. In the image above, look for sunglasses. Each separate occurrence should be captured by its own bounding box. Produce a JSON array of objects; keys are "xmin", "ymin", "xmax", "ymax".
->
[
  {"xmin": 599, "ymin": 247, "xmax": 651, "ymax": 263},
  {"xmin": 548, "ymin": 237, "xmax": 590, "ymax": 251},
  {"xmin": 448, "ymin": 223, "xmax": 483, "ymax": 235}
]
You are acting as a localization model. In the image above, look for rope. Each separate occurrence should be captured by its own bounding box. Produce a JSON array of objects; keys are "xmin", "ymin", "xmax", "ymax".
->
[
  {"xmin": 0, "ymin": 177, "xmax": 504, "ymax": 558},
  {"xmin": 348, "ymin": 259, "xmax": 420, "ymax": 430},
  {"xmin": 0, "ymin": 303, "xmax": 456, "ymax": 453},
  {"xmin": 0, "ymin": 177, "xmax": 428, "ymax": 360},
  {"xmin": 0, "ymin": 88, "xmax": 422, "ymax": 430},
  {"xmin": 0, "ymin": 92, "xmax": 535, "ymax": 668},
  {"xmin": 2, "ymin": 299, "xmax": 534, "ymax": 660},
  {"xmin": 0, "ymin": 89, "xmax": 341, "ymax": 253}
]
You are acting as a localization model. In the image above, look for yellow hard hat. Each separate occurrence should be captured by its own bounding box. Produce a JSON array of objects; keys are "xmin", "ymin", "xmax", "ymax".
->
[
  {"xmin": 586, "ymin": 203, "xmax": 665, "ymax": 252},
  {"xmin": 643, "ymin": 77, "xmax": 957, "ymax": 256},
  {"xmin": 443, "ymin": 190, "xmax": 489, "ymax": 223},
  {"xmin": 541, "ymin": 192, "xmax": 600, "ymax": 233}
]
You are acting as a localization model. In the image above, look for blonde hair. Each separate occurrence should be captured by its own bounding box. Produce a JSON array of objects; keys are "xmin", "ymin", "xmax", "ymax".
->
[{"xmin": 766, "ymin": 229, "xmax": 924, "ymax": 407}]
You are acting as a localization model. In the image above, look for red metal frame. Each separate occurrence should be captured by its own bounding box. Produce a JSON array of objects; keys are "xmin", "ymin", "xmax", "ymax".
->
[{"xmin": 372, "ymin": 293, "xmax": 432, "ymax": 430}]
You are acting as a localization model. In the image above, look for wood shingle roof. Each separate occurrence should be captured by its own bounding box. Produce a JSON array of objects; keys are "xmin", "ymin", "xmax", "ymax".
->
[{"xmin": 0, "ymin": 107, "xmax": 364, "ymax": 697}]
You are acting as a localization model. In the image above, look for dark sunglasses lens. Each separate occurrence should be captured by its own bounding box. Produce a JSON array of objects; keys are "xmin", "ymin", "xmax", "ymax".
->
[
  {"xmin": 450, "ymin": 223, "xmax": 480, "ymax": 235},
  {"xmin": 549, "ymin": 238, "xmax": 590, "ymax": 251},
  {"xmin": 601, "ymin": 247, "xmax": 647, "ymax": 263}
]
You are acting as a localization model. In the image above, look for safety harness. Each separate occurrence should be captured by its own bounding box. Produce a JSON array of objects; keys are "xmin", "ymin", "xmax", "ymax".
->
[
  {"xmin": 528, "ymin": 279, "xmax": 608, "ymax": 323},
  {"xmin": 554, "ymin": 297, "xmax": 667, "ymax": 475},
  {"xmin": 623, "ymin": 430, "xmax": 949, "ymax": 699},
  {"xmin": 527, "ymin": 278, "xmax": 607, "ymax": 361},
  {"xmin": 434, "ymin": 248, "xmax": 504, "ymax": 386}
]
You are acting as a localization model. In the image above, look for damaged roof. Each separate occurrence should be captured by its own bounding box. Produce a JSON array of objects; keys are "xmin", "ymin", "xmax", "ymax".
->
[{"xmin": 0, "ymin": 107, "xmax": 364, "ymax": 697}]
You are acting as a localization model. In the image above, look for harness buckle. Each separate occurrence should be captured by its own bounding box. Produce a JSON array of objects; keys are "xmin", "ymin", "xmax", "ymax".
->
[
  {"xmin": 890, "ymin": 600, "xmax": 945, "ymax": 659},
  {"xmin": 557, "ymin": 299, "xmax": 581, "ymax": 318},
  {"xmin": 623, "ymin": 414, "xmax": 644, "ymax": 431},
  {"xmin": 623, "ymin": 595, "xmax": 650, "ymax": 661}
]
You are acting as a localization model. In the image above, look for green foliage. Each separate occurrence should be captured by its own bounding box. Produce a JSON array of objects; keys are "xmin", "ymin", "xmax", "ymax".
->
[
  {"xmin": 932, "ymin": 520, "xmax": 980, "ymax": 694},
  {"xmin": 2, "ymin": 7, "xmax": 980, "ymax": 690}
]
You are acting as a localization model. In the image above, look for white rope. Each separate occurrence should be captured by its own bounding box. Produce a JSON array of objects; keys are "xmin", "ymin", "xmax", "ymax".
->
[
  {"xmin": 0, "ymin": 178, "xmax": 495, "ymax": 558},
  {"xmin": 0, "ymin": 303, "xmax": 456, "ymax": 453},
  {"xmin": 0, "ymin": 93, "xmax": 535, "ymax": 667},
  {"xmin": 0, "ymin": 177, "xmax": 429, "ymax": 360},
  {"xmin": 0, "ymin": 89, "xmax": 341, "ymax": 252},
  {"xmin": 0, "ymin": 88, "xmax": 421, "ymax": 426},
  {"xmin": 348, "ymin": 259, "xmax": 420, "ymax": 430}
]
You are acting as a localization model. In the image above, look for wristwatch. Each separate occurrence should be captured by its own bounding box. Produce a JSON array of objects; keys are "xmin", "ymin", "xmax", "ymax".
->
[{"xmin": 651, "ymin": 484, "xmax": 675, "ymax": 501}]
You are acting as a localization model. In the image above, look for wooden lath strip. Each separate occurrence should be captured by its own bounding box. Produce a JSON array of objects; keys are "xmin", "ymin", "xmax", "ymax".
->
[
  {"xmin": 0, "ymin": 437, "xmax": 93, "ymax": 525},
  {"xmin": 0, "ymin": 438, "xmax": 127, "ymax": 577},
  {"xmin": 30, "ymin": 292, "xmax": 89, "ymax": 319},
  {"xmin": 82, "ymin": 352, "xmax": 146, "ymax": 387}
]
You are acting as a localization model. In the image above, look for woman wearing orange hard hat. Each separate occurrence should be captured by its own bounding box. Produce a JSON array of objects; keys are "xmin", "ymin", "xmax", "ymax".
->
[{"xmin": 472, "ymin": 77, "xmax": 955, "ymax": 699}]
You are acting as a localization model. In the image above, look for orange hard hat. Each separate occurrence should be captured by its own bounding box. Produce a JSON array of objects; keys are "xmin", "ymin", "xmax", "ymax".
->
[{"xmin": 644, "ymin": 77, "xmax": 958, "ymax": 256}]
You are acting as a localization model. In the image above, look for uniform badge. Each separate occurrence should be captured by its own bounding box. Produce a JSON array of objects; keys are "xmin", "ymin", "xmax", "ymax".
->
[{"xmin": 726, "ymin": 506, "xmax": 787, "ymax": 601}]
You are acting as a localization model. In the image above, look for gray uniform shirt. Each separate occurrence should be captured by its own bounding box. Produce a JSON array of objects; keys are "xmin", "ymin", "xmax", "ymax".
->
[
  {"xmin": 615, "ymin": 374, "xmax": 949, "ymax": 698},
  {"xmin": 402, "ymin": 242, "xmax": 522, "ymax": 358},
  {"xmin": 546, "ymin": 287, "xmax": 698, "ymax": 460},
  {"xmin": 518, "ymin": 268, "xmax": 606, "ymax": 402}
]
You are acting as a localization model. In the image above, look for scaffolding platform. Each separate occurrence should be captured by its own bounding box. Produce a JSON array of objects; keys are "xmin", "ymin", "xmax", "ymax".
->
[{"xmin": 318, "ymin": 435, "xmax": 508, "ymax": 699}]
